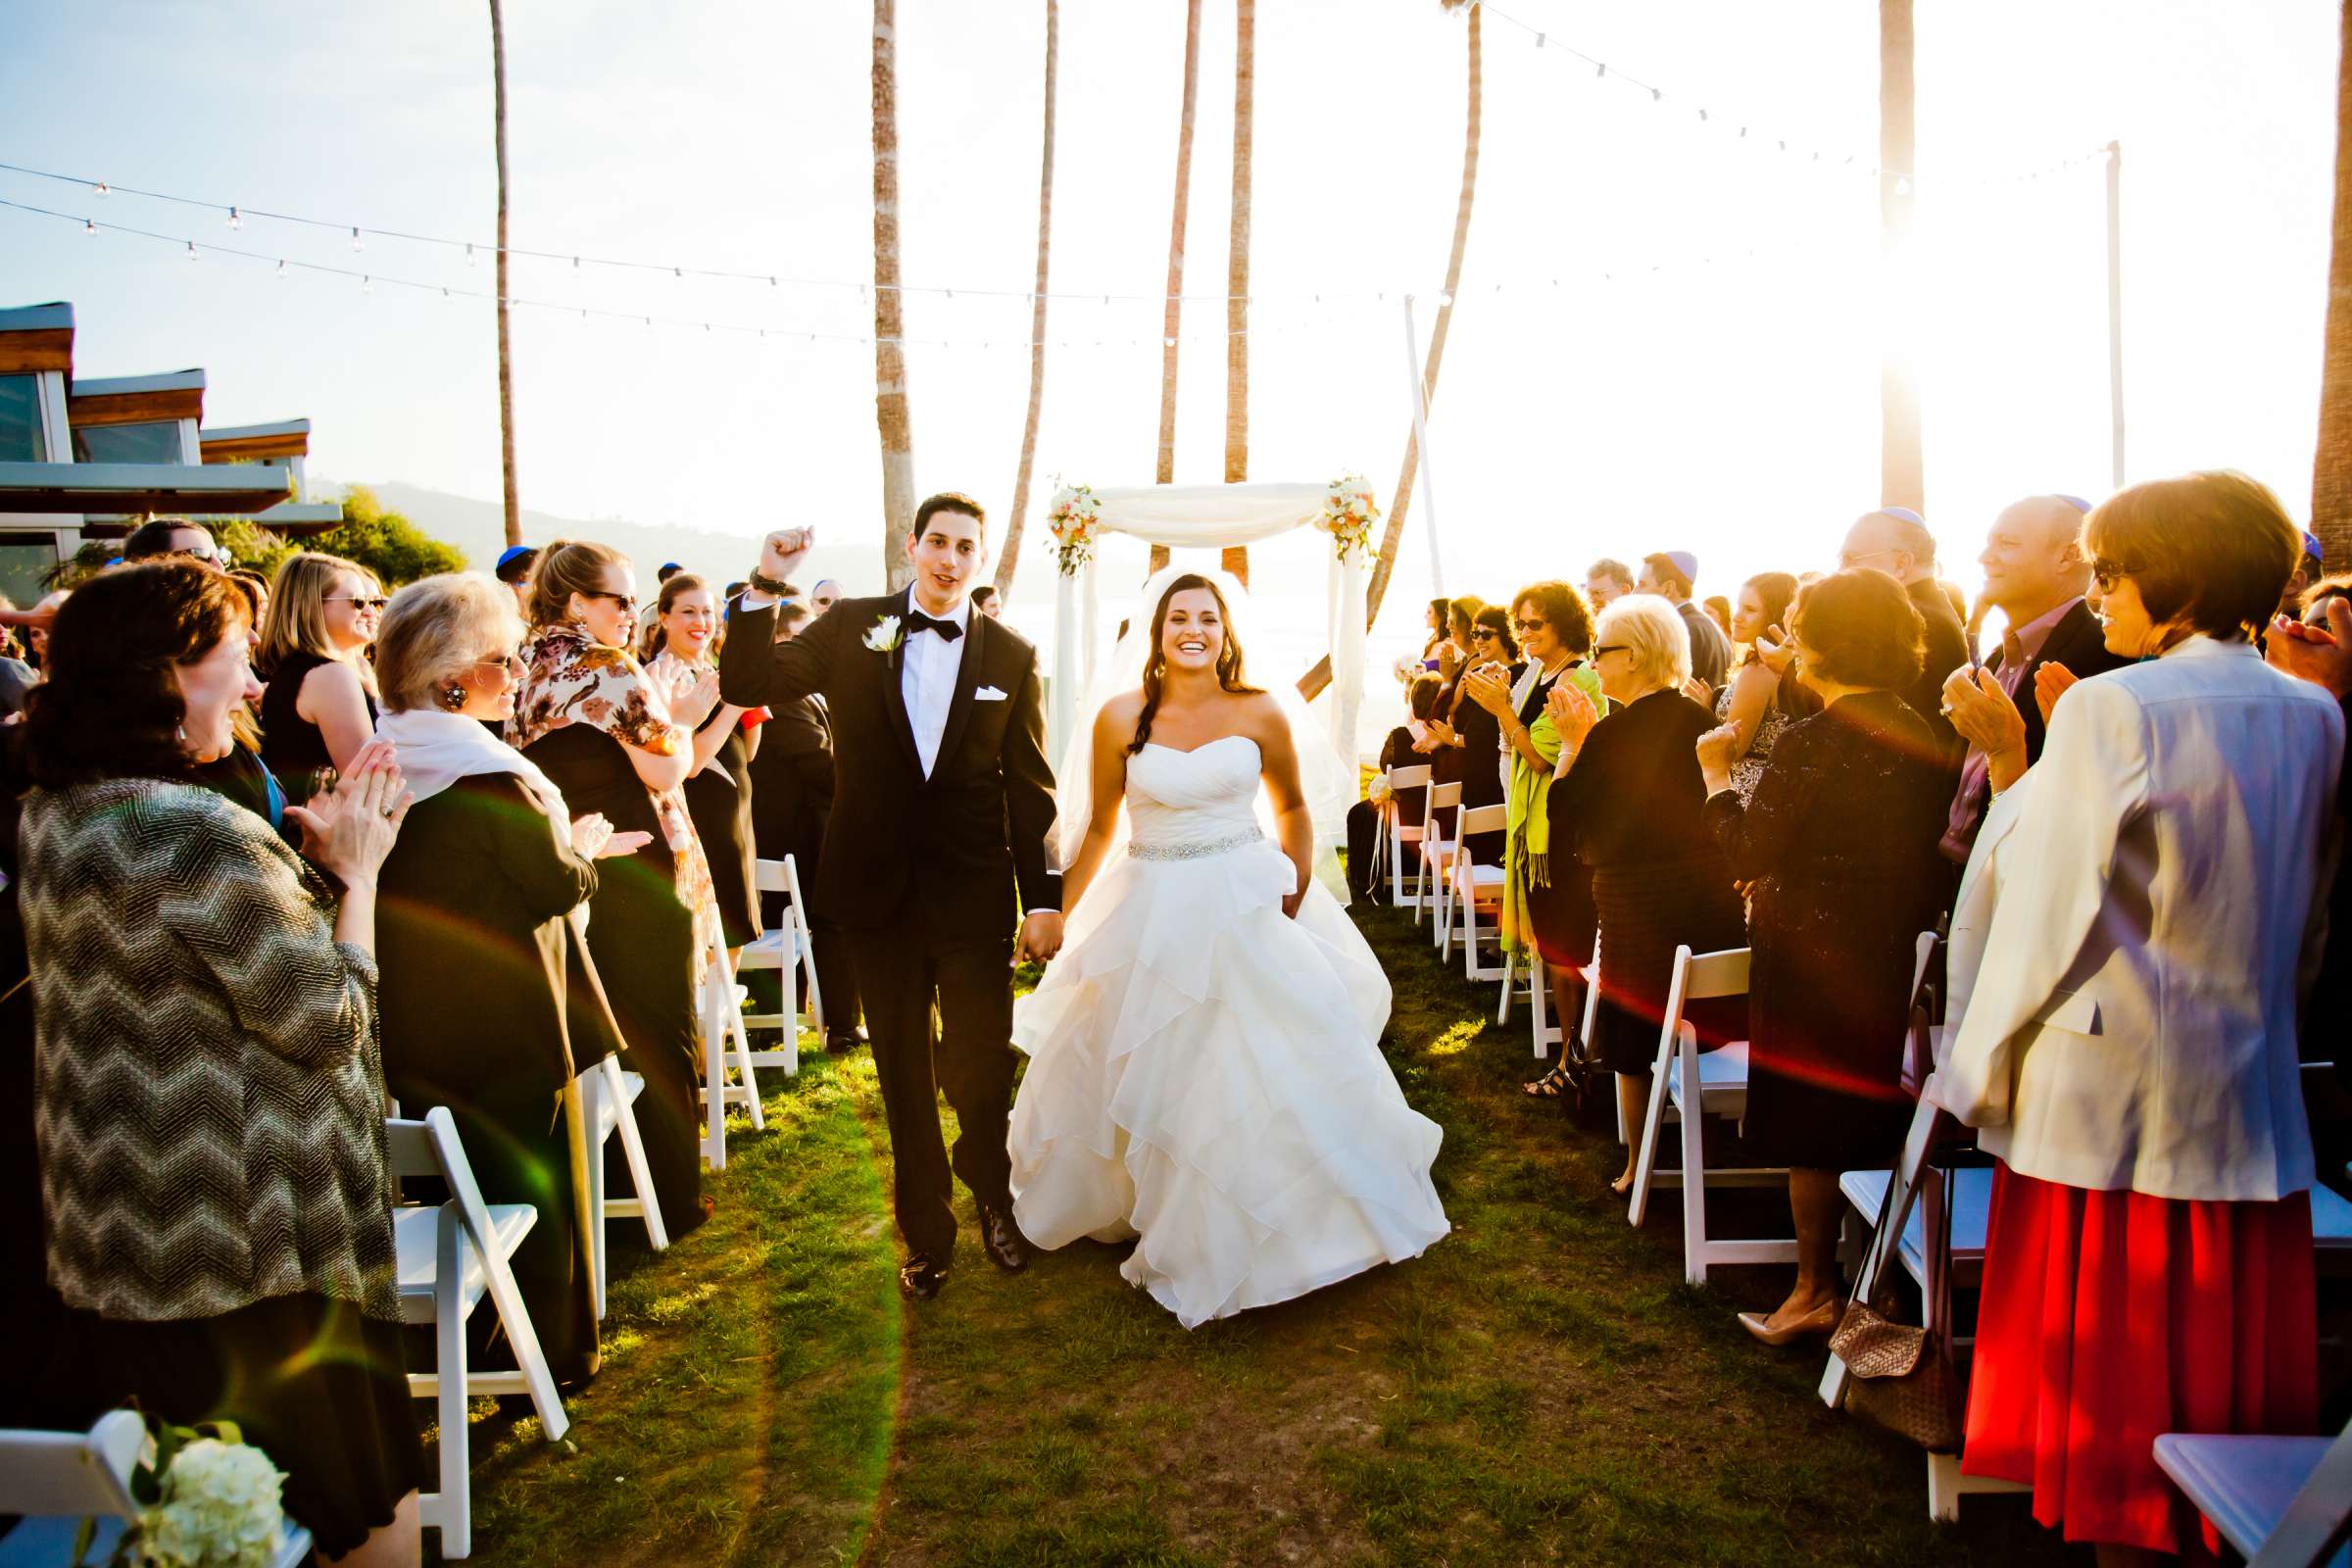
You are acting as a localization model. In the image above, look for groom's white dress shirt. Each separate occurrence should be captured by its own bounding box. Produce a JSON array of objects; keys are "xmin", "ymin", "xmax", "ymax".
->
[{"xmin": 903, "ymin": 595, "xmax": 968, "ymax": 778}]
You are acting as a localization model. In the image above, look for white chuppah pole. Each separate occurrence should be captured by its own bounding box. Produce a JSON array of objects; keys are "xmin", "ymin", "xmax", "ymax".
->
[
  {"xmin": 1330, "ymin": 546, "xmax": 1367, "ymax": 763},
  {"xmin": 1051, "ymin": 565, "xmax": 1078, "ymax": 766},
  {"xmin": 1399, "ymin": 295, "xmax": 1447, "ymax": 599}
]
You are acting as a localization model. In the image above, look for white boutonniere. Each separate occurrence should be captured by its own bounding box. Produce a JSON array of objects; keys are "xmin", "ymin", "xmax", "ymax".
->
[{"xmin": 863, "ymin": 613, "xmax": 904, "ymax": 654}]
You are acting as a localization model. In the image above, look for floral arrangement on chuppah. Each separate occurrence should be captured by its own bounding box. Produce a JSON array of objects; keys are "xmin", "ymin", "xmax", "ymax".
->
[
  {"xmin": 1046, "ymin": 481, "xmax": 1102, "ymax": 575},
  {"xmin": 1317, "ymin": 474, "xmax": 1380, "ymax": 559}
]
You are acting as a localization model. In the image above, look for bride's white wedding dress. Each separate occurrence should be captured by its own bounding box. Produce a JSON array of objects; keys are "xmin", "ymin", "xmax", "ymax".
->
[{"xmin": 1008, "ymin": 733, "xmax": 1449, "ymax": 1329}]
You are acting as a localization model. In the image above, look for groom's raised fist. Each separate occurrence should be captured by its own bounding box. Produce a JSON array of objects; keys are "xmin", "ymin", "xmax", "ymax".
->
[{"xmin": 755, "ymin": 527, "xmax": 814, "ymax": 590}]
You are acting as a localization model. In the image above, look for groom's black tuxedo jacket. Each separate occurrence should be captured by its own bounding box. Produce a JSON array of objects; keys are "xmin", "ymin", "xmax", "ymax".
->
[{"xmin": 720, "ymin": 589, "xmax": 1060, "ymax": 937}]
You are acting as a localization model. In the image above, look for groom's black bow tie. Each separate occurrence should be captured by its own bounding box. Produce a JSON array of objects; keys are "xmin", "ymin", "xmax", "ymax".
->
[{"xmin": 906, "ymin": 610, "xmax": 964, "ymax": 643}]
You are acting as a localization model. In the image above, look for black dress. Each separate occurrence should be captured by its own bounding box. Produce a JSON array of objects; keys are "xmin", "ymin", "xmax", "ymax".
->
[
  {"xmin": 376, "ymin": 769, "xmax": 623, "ymax": 1386},
  {"xmin": 1547, "ymin": 688, "xmax": 1745, "ymax": 1074},
  {"xmin": 683, "ymin": 710, "xmax": 761, "ymax": 950},
  {"xmin": 746, "ymin": 690, "xmax": 860, "ymax": 1036},
  {"xmin": 260, "ymin": 650, "xmax": 377, "ymax": 803},
  {"xmin": 519, "ymin": 724, "xmax": 708, "ymax": 1240},
  {"xmin": 1703, "ymin": 691, "xmax": 1954, "ymax": 1170},
  {"xmin": 1449, "ymin": 662, "xmax": 1518, "ymax": 865},
  {"xmin": 1517, "ymin": 665, "xmax": 1598, "ymax": 968}
]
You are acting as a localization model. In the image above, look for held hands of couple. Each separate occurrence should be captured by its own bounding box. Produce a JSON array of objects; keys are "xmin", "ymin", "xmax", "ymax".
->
[
  {"xmin": 1015, "ymin": 910, "xmax": 1065, "ymax": 967},
  {"xmin": 285, "ymin": 738, "xmax": 412, "ymax": 888}
]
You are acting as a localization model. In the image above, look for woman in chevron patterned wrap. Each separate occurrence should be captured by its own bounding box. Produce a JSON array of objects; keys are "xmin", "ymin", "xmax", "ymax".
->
[{"xmin": 17, "ymin": 562, "xmax": 427, "ymax": 1562}]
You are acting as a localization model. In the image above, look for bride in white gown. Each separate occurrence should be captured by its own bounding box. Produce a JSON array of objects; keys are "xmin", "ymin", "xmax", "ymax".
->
[{"xmin": 1008, "ymin": 569, "xmax": 1449, "ymax": 1329}]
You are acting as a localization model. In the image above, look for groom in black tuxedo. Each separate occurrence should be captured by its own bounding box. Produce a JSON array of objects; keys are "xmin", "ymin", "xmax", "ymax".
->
[{"xmin": 719, "ymin": 494, "xmax": 1062, "ymax": 1299}]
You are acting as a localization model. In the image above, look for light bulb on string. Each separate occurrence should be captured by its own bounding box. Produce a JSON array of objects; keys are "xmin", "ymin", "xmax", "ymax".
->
[
  {"xmin": 226, "ymin": 207, "xmax": 242, "ymax": 230},
  {"xmin": 1894, "ymin": 175, "xmax": 1912, "ymax": 196},
  {"xmin": 274, "ymin": 260, "xmax": 287, "ymax": 279},
  {"xmin": 350, "ymin": 226, "xmax": 363, "ymax": 252},
  {"xmin": 82, "ymin": 218, "xmax": 94, "ymax": 236},
  {"xmin": 92, "ymin": 181, "xmax": 108, "ymax": 197},
  {"xmin": 465, "ymin": 243, "xmax": 476, "ymax": 266},
  {"xmin": 184, "ymin": 241, "xmax": 198, "ymax": 263},
  {"xmin": 362, "ymin": 275, "xmax": 373, "ymax": 294}
]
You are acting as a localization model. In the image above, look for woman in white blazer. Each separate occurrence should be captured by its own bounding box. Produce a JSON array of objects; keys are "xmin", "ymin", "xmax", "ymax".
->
[{"xmin": 1933, "ymin": 471, "xmax": 2344, "ymax": 1562}]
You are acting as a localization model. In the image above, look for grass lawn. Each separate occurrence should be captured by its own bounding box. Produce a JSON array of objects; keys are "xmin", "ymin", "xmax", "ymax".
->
[{"xmin": 448, "ymin": 900, "xmax": 2071, "ymax": 1566}]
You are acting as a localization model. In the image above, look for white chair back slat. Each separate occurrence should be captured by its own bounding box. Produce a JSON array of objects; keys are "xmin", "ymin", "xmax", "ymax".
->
[{"xmin": 0, "ymin": 1409, "xmax": 144, "ymax": 1517}]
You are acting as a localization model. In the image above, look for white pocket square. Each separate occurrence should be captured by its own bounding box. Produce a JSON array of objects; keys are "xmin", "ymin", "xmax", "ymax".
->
[{"xmin": 975, "ymin": 685, "xmax": 1009, "ymax": 702}]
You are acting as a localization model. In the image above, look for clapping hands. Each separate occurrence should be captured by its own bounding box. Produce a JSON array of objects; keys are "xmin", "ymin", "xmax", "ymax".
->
[
  {"xmin": 2267, "ymin": 600, "xmax": 2352, "ymax": 699},
  {"xmin": 1693, "ymin": 722, "xmax": 1743, "ymax": 779},
  {"xmin": 2033, "ymin": 662, "xmax": 2079, "ymax": 724},
  {"xmin": 285, "ymin": 739, "xmax": 412, "ymax": 887},
  {"xmin": 1462, "ymin": 663, "xmax": 1515, "ymax": 717},
  {"xmin": 1544, "ymin": 682, "xmax": 1599, "ymax": 778},
  {"xmin": 571, "ymin": 812, "xmax": 654, "ymax": 861},
  {"xmin": 662, "ymin": 663, "xmax": 722, "ymax": 730}
]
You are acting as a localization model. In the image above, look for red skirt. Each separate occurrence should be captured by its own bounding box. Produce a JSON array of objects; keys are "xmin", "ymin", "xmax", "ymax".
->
[{"xmin": 1960, "ymin": 1163, "xmax": 2318, "ymax": 1554}]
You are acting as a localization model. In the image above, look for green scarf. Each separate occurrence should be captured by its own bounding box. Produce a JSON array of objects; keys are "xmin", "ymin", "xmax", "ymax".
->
[{"xmin": 1501, "ymin": 662, "xmax": 1603, "ymax": 955}]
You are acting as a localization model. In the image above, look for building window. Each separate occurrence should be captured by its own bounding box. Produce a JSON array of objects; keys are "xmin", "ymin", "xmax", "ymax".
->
[
  {"xmin": 0, "ymin": 534, "xmax": 60, "ymax": 611},
  {"xmin": 74, "ymin": 420, "xmax": 183, "ymax": 465},
  {"xmin": 0, "ymin": 374, "xmax": 43, "ymax": 463}
]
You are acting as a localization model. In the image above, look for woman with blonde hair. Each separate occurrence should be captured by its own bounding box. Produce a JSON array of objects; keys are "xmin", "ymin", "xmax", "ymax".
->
[
  {"xmin": 373, "ymin": 572, "xmax": 645, "ymax": 1384},
  {"xmin": 1544, "ymin": 595, "xmax": 1745, "ymax": 1190},
  {"xmin": 259, "ymin": 551, "xmax": 383, "ymax": 801},
  {"xmin": 508, "ymin": 540, "xmax": 721, "ymax": 1234}
]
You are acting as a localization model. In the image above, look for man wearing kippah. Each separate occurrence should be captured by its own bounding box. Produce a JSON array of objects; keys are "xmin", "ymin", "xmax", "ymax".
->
[
  {"xmin": 493, "ymin": 544, "xmax": 537, "ymax": 610},
  {"xmin": 1637, "ymin": 549, "xmax": 1730, "ymax": 688},
  {"xmin": 1838, "ymin": 506, "xmax": 1969, "ymax": 751}
]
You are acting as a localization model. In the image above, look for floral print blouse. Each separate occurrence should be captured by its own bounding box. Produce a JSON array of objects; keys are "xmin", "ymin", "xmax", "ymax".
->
[{"xmin": 510, "ymin": 621, "xmax": 718, "ymax": 955}]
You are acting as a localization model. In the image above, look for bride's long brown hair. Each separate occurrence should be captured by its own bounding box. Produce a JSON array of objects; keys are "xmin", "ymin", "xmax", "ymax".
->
[{"xmin": 1129, "ymin": 574, "xmax": 1261, "ymax": 755}]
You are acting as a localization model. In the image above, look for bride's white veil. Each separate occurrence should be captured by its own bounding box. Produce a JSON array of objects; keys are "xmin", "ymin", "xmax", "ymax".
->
[{"xmin": 1054, "ymin": 564, "xmax": 1358, "ymax": 906}]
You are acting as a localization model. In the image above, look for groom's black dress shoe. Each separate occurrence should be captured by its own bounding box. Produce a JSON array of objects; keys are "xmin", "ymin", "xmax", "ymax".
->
[
  {"xmin": 977, "ymin": 1203, "xmax": 1030, "ymax": 1273},
  {"xmin": 899, "ymin": 1252, "xmax": 950, "ymax": 1300}
]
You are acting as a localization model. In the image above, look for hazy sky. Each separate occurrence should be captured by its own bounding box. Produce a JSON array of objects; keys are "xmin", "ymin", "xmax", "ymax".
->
[{"xmin": 1, "ymin": 0, "xmax": 2340, "ymax": 636}]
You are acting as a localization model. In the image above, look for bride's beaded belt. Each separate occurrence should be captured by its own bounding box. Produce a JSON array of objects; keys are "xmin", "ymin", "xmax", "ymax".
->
[{"xmin": 1128, "ymin": 826, "xmax": 1264, "ymax": 861}]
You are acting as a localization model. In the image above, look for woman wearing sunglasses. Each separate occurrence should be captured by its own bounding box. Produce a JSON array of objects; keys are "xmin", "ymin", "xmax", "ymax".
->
[
  {"xmin": 257, "ymin": 552, "xmax": 384, "ymax": 804},
  {"xmin": 508, "ymin": 539, "xmax": 724, "ymax": 1240}
]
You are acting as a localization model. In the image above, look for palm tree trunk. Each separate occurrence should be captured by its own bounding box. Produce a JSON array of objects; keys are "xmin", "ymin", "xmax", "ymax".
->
[
  {"xmin": 2313, "ymin": 0, "xmax": 2352, "ymax": 564},
  {"xmin": 1220, "ymin": 0, "xmax": 1255, "ymax": 586},
  {"xmin": 490, "ymin": 0, "xmax": 520, "ymax": 550},
  {"xmin": 995, "ymin": 0, "xmax": 1058, "ymax": 597},
  {"xmin": 1304, "ymin": 0, "xmax": 1479, "ymax": 698},
  {"xmin": 1879, "ymin": 0, "xmax": 1924, "ymax": 513},
  {"xmin": 872, "ymin": 0, "xmax": 917, "ymax": 592},
  {"xmin": 1149, "ymin": 0, "xmax": 1205, "ymax": 578}
]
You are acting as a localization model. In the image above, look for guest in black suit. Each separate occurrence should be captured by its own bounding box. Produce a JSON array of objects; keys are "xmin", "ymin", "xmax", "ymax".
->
[
  {"xmin": 1546, "ymin": 594, "xmax": 1745, "ymax": 1192},
  {"xmin": 744, "ymin": 602, "xmax": 865, "ymax": 1053},
  {"xmin": 1700, "ymin": 569, "xmax": 1956, "ymax": 1345},
  {"xmin": 719, "ymin": 496, "xmax": 1061, "ymax": 1300},
  {"xmin": 373, "ymin": 572, "xmax": 635, "ymax": 1387},
  {"xmin": 1939, "ymin": 494, "xmax": 2132, "ymax": 864},
  {"xmin": 1638, "ymin": 552, "xmax": 1731, "ymax": 689},
  {"xmin": 1838, "ymin": 507, "xmax": 1969, "ymax": 754}
]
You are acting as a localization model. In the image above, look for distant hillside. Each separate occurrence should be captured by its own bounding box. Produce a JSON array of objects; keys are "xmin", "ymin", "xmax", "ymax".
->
[{"xmin": 319, "ymin": 479, "xmax": 888, "ymax": 596}]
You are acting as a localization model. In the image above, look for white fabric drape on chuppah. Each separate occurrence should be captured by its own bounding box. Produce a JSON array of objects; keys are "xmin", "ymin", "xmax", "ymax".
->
[{"xmin": 1048, "ymin": 482, "xmax": 1365, "ymax": 766}]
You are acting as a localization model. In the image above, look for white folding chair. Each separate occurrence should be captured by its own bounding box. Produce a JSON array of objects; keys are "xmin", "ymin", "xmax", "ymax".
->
[
  {"xmin": 738, "ymin": 856, "xmax": 819, "ymax": 1078},
  {"xmin": 1415, "ymin": 780, "xmax": 1462, "ymax": 935},
  {"xmin": 1624, "ymin": 945, "xmax": 1795, "ymax": 1283},
  {"xmin": 0, "ymin": 1410, "xmax": 315, "ymax": 1568},
  {"xmin": 2156, "ymin": 1416, "xmax": 2352, "ymax": 1568},
  {"xmin": 697, "ymin": 946, "xmax": 765, "ymax": 1170},
  {"xmin": 1441, "ymin": 804, "xmax": 1508, "ymax": 979},
  {"xmin": 387, "ymin": 1107, "xmax": 569, "ymax": 1559},
  {"xmin": 576, "ymin": 1054, "xmax": 668, "ymax": 1320},
  {"xmin": 1378, "ymin": 763, "xmax": 1433, "ymax": 909}
]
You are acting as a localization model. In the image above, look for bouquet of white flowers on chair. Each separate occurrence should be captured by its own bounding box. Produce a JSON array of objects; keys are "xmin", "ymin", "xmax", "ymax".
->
[{"xmin": 86, "ymin": 1411, "xmax": 290, "ymax": 1568}]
